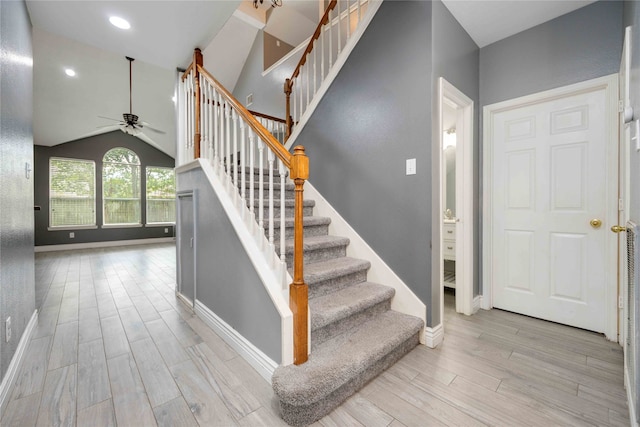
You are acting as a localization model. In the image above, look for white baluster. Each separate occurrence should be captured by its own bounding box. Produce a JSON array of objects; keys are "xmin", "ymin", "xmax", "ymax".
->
[
  {"xmin": 357, "ymin": 0, "xmax": 361, "ymax": 26},
  {"xmin": 202, "ymin": 79, "xmax": 208, "ymax": 160},
  {"xmin": 207, "ymin": 84, "xmax": 213, "ymax": 163},
  {"xmin": 321, "ymin": 21, "xmax": 326, "ymax": 81},
  {"xmin": 279, "ymin": 159, "xmax": 286, "ymax": 265},
  {"xmin": 240, "ymin": 121, "xmax": 246, "ymax": 205},
  {"xmin": 313, "ymin": 42, "xmax": 317, "ymax": 96},
  {"xmin": 267, "ymin": 149, "xmax": 275, "ymax": 248},
  {"xmin": 199, "ymin": 74, "xmax": 204, "ymax": 157},
  {"xmin": 225, "ymin": 102, "xmax": 231, "ymax": 181},
  {"xmin": 293, "ymin": 76, "xmax": 297, "ymax": 125},
  {"xmin": 347, "ymin": 0, "xmax": 351, "ymax": 39},
  {"xmin": 258, "ymin": 141, "xmax": 265, "ymax": 232},
  {"xmin": 249, "ymin": 130, "xmax": 255, "ymax": 217},
  {"xmin": 329, "ymin": 9, "xmax": 333, "ymax": 69},
  {"xmin": 306, "ymin": 55, "xmax": 310, "ymax": 108},
  {"xmin": 232, "ymin": 109, "xmax": 238, "ymax": 191},
  {"xmin": 337, "ymin": 0, "xmax": 342, "ymax": 54}
]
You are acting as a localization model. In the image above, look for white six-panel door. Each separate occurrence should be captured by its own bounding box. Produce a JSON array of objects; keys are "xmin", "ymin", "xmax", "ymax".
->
[{"xmin": 488, "ymin": 80, "xmax": 617, "ymax": 334}]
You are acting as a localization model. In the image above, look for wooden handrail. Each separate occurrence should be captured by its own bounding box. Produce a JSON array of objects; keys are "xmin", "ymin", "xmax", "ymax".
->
[
  {"xmin": 248, "ymin": 110, "xmax": 286, "ymax": 124},
  {"xmin": 284, "ymin": 0, "xmax": 338, "ymax": 140},
  {"xmin": 181, "ymin": 50, "xmax": 309, "ymax": 364}
]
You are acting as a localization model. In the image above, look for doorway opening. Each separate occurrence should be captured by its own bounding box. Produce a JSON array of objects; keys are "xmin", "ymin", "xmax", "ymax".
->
[{"xmin": 438, "ymin": 78, "xmax": 475, "ymax": 333}]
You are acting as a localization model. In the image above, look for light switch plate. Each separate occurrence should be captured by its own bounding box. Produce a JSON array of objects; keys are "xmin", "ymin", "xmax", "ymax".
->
[{"xmin": 406, "ymin": 158, "xmax": 416, "ymax": 175}]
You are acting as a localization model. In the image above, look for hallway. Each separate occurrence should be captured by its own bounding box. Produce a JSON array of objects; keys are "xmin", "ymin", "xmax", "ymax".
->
[{"xmin": 1, "ymin": 243, "xmax": 629, "ymax": 426}]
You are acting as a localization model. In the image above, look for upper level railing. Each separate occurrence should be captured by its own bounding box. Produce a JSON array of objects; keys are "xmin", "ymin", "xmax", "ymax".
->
[
  {"xmin": 180, "ymin": 49, "xmax": 309, "ymax": 365},
  {"xmin": 285, "ymin": 0, "xmax": 370, "ymax": 139},
  {"xmin": 248, "ymin": 110, "xmax": 287, "ymax": 146}
]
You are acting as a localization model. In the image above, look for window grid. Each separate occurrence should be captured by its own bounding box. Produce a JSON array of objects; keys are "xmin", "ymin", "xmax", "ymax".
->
[{"xmin": 103, "ymin": 148, "xmax": 141, "ymax": 225}]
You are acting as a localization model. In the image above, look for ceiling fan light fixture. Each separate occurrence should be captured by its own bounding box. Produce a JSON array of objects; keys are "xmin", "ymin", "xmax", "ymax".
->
[
  {"xmin": 109, "ymin": 16, "xmax": 131, "ymax": 30},
  {"xmin": 253, "ymin": 0, "xmax": 282, "ymax": 8}
]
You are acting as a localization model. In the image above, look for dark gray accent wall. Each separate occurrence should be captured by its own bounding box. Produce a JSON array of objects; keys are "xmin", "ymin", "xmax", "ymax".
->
[
  {"xmin": 264, "ymin": 32, "xmax": 295, "ymax": 70},
  {"xmin": 0, "ymin": 0, "xmax": 36, "ymax": 382},
  {"xmin": 177, "ymin": 167, "xmax": 281, "ymax": 362},
  {"xmin": 625, "ymin": 1, "xmax": 640, "ymax": 223},
  {"xmin": 34, "ymin": 131, "xmax": 175, "ymax": 246},
  {"xmin": 233, "ymin": 29, "xmax": 302, "ymax": 119},
  {"xmin": 432, "ymin": 0, "xmax": 480, "ymax": 302},
  {"xmin": 295, "ymin": 1, "xmax": 434, "ymax": 323},
  {"xmin": 480, "ymin": 1, "xmax": 624, "ymax": 106}
]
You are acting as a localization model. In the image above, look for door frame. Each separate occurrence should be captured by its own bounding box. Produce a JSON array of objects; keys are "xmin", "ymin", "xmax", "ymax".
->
[
  {"xmin": 177, "ymin": 190, "xmax": 197, "ymax": 309},
  {"xmin": 482, "ymin": 74, "xmax": 619, "ymax": 341},
  {"xmin": 438, "ymin": 77, "xmax": 475, "ymax": 323}
]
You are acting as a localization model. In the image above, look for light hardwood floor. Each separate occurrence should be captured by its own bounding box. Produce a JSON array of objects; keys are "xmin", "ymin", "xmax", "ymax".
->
[{"xmin": 1, "ymin": 243, "xmax": 630, "ymax": 426}]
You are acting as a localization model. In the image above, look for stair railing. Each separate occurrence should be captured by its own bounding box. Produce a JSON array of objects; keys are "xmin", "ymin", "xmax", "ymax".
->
[
  {"xmin": 249, "ymin": 110, "xmax": 287, "ymax": 146},
  {"xmin": 180, "ymin": 49, "xmax": 309, "ymax": 365},
  {"xmin": 285, "ymin": 0, "xmax": 371, "ymax": 140}
]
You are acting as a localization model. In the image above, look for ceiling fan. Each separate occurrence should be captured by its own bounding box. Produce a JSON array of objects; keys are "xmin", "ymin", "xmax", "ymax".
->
[{"xmin": 98, "ymin": 56, "xmax": 166, "ymax": 136}]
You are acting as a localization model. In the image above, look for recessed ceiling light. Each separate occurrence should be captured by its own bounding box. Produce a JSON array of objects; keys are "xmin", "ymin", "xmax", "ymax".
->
[
  {"xmin": 109, "ymin": 16, "xmax": 130, "ymax": 30},
  {"xmin": 64, "ymin": 68, "xmax": 76, "ymax": 77}
]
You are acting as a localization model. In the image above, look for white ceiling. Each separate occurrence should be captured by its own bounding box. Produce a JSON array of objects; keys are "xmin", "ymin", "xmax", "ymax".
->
[
  {"xmin": 25, "ymin": 0, "xmax": 599, "ymax": 158},
  {"xmin": 441, "ymin": 0, "xmax": 597, "ymax": 48}
]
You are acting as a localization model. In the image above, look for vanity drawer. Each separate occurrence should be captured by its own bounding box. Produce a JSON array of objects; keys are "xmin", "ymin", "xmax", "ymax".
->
[
  {"xmin": 443, "ymin": 240, "xmax": 456, "ymax": 259},
  {"xmin": 443, "ymin": 223, "xmax": 456, "ymax": 238}
]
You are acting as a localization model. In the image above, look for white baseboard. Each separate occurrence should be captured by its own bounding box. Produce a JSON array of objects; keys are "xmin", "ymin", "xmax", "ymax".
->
[
  {"xmin": 0, "ymin": 310, "xmax": 38, "ymax": 418},
  {"xmin": 625, "ymin": 366, "xmax": 639, "ymax": 426},
  {"xmin": 34, "ymin": 237, "xmax": 176, "ymax": 252},
  {"xmin": 195, "ymin": 300, "xmax": 278, "ymax": 384},
  {"xmin": 424, "ymin": 323, "xmax": 444, "ymax": 348}
]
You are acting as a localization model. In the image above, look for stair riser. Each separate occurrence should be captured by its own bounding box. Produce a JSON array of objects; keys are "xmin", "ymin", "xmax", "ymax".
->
[
  {"xmin": 277, "ymin": 332, "xmax": 421, "ymax": 426},
  {"xmin": 311, "ymin": 300, "xmax": 391, "ymax": 346},
  {"xmin": 308, "ymin": 270, "xmax": 368, "ymax": 299},
  {"xmin": 272, "ymin": 224, "xmax": 329, "ymax": 241},
  {"xmin": 282, "ymin": 244, "xmax": 347, "ymax": 266}
]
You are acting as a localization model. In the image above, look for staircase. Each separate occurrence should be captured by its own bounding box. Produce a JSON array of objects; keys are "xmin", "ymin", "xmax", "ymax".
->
[{"xmin": 242, "ymin": 167, "xmax": 424, "ymax": 425}]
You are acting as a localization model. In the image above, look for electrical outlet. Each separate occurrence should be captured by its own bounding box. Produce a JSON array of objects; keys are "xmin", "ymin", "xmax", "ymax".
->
[
  {"xmin": 69, "ymin": 232, "xmax": 75, "ymax": 238},
  {"xmin": 276, "ymin": 40, "xmax": 281, "ymax": 47},
  {"xmin": 6, "ymin": 317, "xmax": 11, "ymax": 343},
  {"xmin": 164, "ymin": 228, "xmax": 169, "ymax": 233},
  {"xmin": 246, "ymin": 93, "xmax": 254, "ymax": 107},
  {"xmin": 406, "ymin": 158, "xmax": 416, "ymax": 175}
]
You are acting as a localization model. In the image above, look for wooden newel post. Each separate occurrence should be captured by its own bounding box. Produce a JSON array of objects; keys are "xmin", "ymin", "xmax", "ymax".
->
[
  {"xmin": 193, "ymin": 48, "xmax": 203, "ymax": 159},
  {"xmin": 284, "ymin": 79, "xmax": 293, "ymax": 142},
  {"xmin": 290, "ymin": 145, "xmax": 309, "ymax": 365}
]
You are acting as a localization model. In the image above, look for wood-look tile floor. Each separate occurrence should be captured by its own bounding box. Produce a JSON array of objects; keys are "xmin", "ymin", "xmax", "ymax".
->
[{"xmin": 1, "ymin": 243, "xmax": 630, "ymax": 426}]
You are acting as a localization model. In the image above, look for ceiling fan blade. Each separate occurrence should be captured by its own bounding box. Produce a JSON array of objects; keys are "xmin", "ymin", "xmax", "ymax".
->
[
  {"xmin": 140, "ymin": 121, "xmax": 166, "ymax": 134},
  {"xmin": 96, "ymin": 123, "xmax": 122, "ymax": 129},
  {"xmin": 98, "ymin": 115, "xmax": 122, "ymax": 122}
]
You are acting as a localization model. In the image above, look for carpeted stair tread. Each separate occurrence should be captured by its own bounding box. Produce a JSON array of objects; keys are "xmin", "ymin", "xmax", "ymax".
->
[
  {"xmin": 239, "ymin": 180, "xmax": 295, "ymax": 191},
  {"xmin": 300, "ymin": 257, "xmax": 370, "ymax": 285},
  {"xmin": 278, "ymin": 235, "xmax": 350, "ymax": 254},
  {"xmin": 309, "ymin": 282, "xmax": 394, "ymax": 331},
  {"xmin": 249, "ymin": 199, "xmax": 315, "ymax": 208},
  {"xmin": 263, "ymin": 216, "xmax": 331, "ymax": 229},
  {"xmin": 272, "ymin": 310, "xmax": 423, "ymax": 407}
]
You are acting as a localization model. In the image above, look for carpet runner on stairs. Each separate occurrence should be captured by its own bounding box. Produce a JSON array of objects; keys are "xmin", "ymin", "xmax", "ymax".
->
[{"xmin": 240, "ymin": 167, "xmax": 424, "ymax": 426}]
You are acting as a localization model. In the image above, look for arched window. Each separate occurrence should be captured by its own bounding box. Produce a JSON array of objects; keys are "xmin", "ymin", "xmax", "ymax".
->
[{"xmin": 103, "ymin": 148, "xmax": 141, "ymax": 225}]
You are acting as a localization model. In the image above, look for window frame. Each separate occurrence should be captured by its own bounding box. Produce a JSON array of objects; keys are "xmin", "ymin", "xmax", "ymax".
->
[
  {"xmin": 101, "ymin": 147, "xmax": 142, "ymax": 227},
  {"xmin": 48, "ymin": 156, "xmax": 97, "ymax": 231},
  {"xmin": 145, "ymin": 166, "xmax": 176, "ymax": 225}
]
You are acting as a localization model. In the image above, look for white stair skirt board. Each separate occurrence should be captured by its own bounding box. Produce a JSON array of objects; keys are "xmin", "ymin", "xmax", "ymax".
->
[
  {"xmin": 0, "ymin": 310, "xmax": 38, "ymax": 417},
  {"xmin": 34, "ymin": 237, "xmax": 176, "ymax": 253},
  {"xmin": 176, "ymin": 159, "xmax": 294, "ymax": 366},
  {"xmin": 424, "ymin": 323, "xmax": 444, "ymax": 348},
  {"xmin": 195, "ymin": 300, "xmax": 278, "ymax": 383},
  {"xmin": 284, "ymin": 0, "xmax": 384, "ymax": 151},
  {"xmin": 303, "ymin": 182, "xmax": 427, "ymax": 341}
]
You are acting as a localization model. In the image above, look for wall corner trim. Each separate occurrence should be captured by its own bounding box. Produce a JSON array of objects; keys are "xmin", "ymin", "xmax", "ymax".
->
[
  {"xmin": 195, "ymin": 300, "xmax": 277, "ymax": 383},
  {"xmin": 424, "ymin": 323, "xmax": 444, "ymax": 348},
  {"xmin": 473, "ymin": 296, "xmax": 482, "ymax": 314},
  {"xmin": 0, "ymin": 309, "xmax": 38, "ymax": 418}
]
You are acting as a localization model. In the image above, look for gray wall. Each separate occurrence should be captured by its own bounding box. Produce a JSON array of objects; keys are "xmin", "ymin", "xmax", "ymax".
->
[
  {"xmin": 34, "ymin": 131, "xmax": 175, "ymax": 246},
  {"xmin": 480, "ymin": 1, "xmax": 624, "ymax": 107},
  {"xmin": 177, "ymin": 167, "xmax": 281, "ymax": 362},
  {"xmin": 0, "ymin": 0, "xmax": 36, "ymax": 382},
  {"xmin": 233, "ymin": 29, "xmax": 302, "ymax": 119},
  {"xmin": 295, "ymin": 1, "xmax": 435, "ymax": 323},
  {"xmin": 431, "ymin": 0, "xmax": 480, "ymax": 301},
  {"xmin": 625, "ymin": 0, "xmax": 640, "ymax": 222}
]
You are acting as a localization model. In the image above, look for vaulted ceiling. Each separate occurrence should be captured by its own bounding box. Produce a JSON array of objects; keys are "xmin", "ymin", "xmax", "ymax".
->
[{"xmin": 26, "ymin": 0, "xmax": 597, "ymax": 158}]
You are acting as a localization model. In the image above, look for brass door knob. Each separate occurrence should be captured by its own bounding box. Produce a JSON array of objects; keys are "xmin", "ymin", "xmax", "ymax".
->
[
  {"xmin": 611, "ymin": 225, "xmax": 627, "ymax": 233},
  {"xmin": 590, "ymin": 219, "xmax": 602, "ymax": 229}
]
